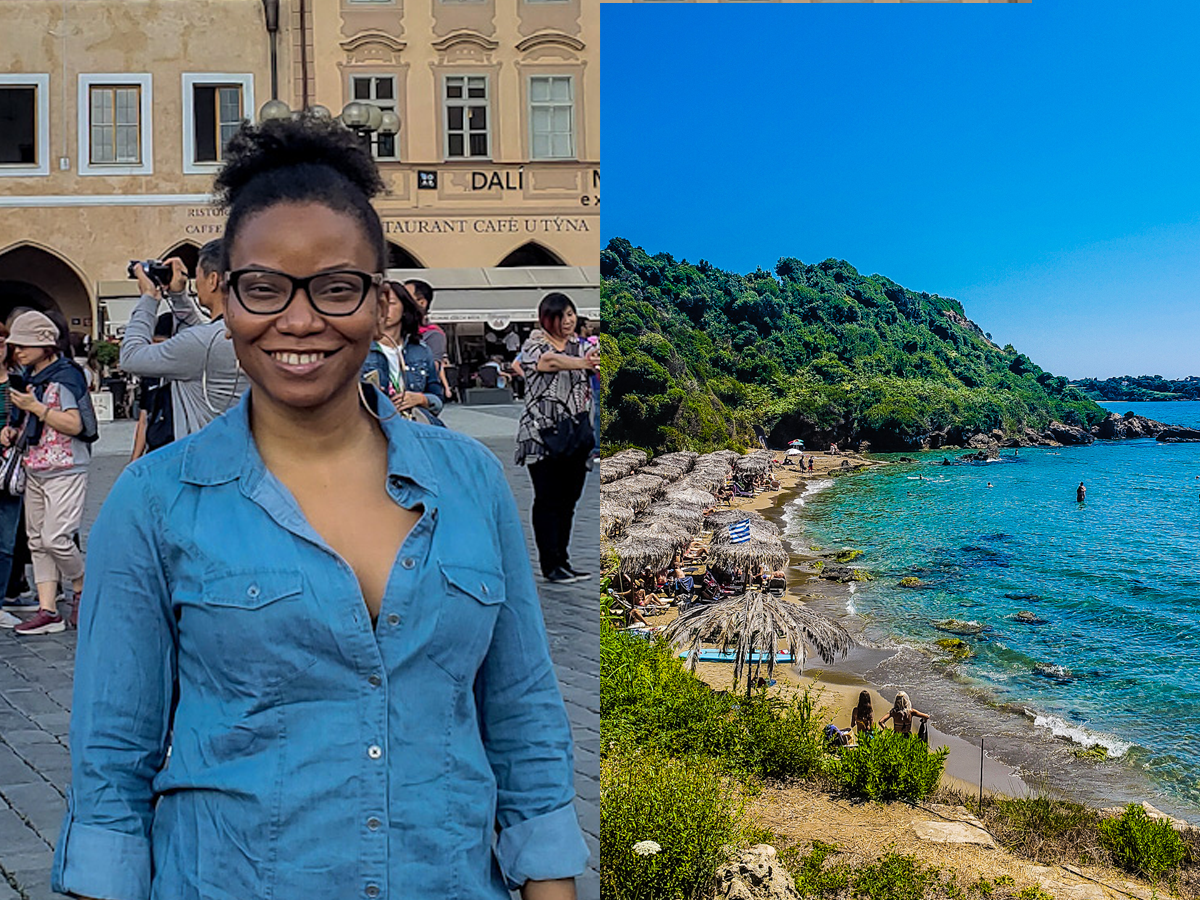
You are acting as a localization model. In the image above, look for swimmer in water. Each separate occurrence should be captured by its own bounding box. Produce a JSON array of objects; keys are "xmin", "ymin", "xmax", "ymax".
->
[
  {"xmin": 1077, "ymin": 481, "xmax": 1086, "ymax": 502},
  {"xmin": 987, "ymin": 482, "xmax": 993, "ymax": 488}
]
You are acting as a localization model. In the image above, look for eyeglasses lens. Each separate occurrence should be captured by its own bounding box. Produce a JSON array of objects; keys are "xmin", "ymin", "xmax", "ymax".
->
[{"xmin": 236, "ymin": 271, "xmax": 368, "ymax": 314}]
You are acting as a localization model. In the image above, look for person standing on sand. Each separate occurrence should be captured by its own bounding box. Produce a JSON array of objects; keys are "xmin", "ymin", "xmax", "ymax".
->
[
  {"xmin": 878, "ymin": 691, "xmax": 930, "ymax": 735},
  {"xmin": 1077, "ymin": 481, "xmax": 1086, "ymax": 502}
]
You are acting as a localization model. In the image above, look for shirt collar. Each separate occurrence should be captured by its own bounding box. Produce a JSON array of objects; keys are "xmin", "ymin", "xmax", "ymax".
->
[{"xmin": 180, "ymin": 386, "xmax": 440, "ymax": 499}]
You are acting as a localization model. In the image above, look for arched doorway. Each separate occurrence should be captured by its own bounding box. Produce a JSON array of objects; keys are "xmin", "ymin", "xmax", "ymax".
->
[
  {"xmin": 158, "ymin": 241, "xmax": 201, "ymax": 278},
  {"xmin": 496, "ymin": 241, "xmax": 566, "ymax": 267},
  {"xmin": 386, "ymin": 242, "xmax": 424, "ymax": 269},
  {"xmin": 0, "ymin": 244, "xmax": 93, "ymax": 343}
]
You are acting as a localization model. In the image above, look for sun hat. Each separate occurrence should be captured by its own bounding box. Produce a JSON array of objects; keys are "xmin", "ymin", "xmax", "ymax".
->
[{"xmin": 7, "ymin": 311, "xmax": 60, "ymax": 348}]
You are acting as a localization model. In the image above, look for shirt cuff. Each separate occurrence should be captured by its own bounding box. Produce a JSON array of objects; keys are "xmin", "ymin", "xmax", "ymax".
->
[
  {"xmin": 495, "ymin": 803, "xmax": 589, "ymax": 890},
  {"xmin": 52, "ymin": 794, "xmax": 152, "ymax": 900}
]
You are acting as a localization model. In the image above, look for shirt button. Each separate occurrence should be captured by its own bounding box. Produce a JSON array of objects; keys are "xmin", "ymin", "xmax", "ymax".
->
[
  {"xmin": 386, "ymin": 613, "xmax": 400, "ymax": 626},
  {"xmin": 368, "ymin": 674, "xmax": 382, "ymax": 687},
  {"xmin": 367, "ymin": 745, "xmax": 383, "ymax": 760},
  {"xmin": 365, "ymin": 886, "xmax": 380, "ymax": 898},
  {"xmin": 367, "ymin": 817, "xmax": 382, "ymax": 831},
  {"xmin": 401, "ymin": 557, "xmax": 416, "ymax": 570},
  {"xmin": 247, "ymin": 584, "xmax": 260, "ymax": 599}
]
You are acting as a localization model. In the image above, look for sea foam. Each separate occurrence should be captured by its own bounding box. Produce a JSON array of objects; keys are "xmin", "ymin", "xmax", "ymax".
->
[{"xmin": 1026, "ymin": 710, "xmax": 1133, "ymax": 758}]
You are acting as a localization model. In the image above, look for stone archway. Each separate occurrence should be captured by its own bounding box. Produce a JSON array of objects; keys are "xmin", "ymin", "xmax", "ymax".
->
[
  {"xmin": 497, "ymin": 241, "xmax": 566, "ymax": 267},
  {"xmin": 0, "ymin": 244, "xmax": 93, "ymax": 340},
  {"xmin": 159, "ymin": 241, "xmax": 201, "ymax": 278},
  {"xmin": 386, "ymin": 242, "xmax": 425, "ymax": 269}
]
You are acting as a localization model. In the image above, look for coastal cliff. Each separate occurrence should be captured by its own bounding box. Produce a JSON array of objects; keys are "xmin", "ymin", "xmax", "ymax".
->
[{"xmin": 601, "ymin": 238, "xmax": 1117, "ymax": 454}]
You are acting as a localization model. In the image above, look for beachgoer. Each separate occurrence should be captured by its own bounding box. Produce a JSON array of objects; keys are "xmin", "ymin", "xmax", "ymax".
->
[
  {"xmin": 878, "ymin": 691, "xmax": 930, "ymax": 735},
  {"xmin": 1077, "ymin": 481, "xmax": 1086, "ymax": 502},
  {"xmin": 850, "ymin": 690, "xmax": 874, "ymax": 736},
  {"xmin": 53, "ymin": 115, "xmax": 586, "ymax": 899},
  {"xmin": 987, "ymin": 482, "xmax": 993, "ymax": 488}
]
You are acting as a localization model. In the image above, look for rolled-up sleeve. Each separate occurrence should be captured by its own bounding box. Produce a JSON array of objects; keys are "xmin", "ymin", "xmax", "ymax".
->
[
  {"xmin": 477, "ymin": 471, "xmax": 588, "ymax": 889},
  {"xmin": 52, "ymin": 465, "xmax": 177, "ymax": 900}
]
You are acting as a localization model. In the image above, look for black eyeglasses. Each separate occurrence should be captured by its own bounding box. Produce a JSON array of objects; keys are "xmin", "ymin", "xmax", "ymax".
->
[{"xmin": 228, "ymin": 268, "xmax": 383, "ymax": 316}]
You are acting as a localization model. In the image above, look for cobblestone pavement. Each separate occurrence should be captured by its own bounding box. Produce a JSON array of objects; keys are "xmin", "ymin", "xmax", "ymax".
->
[{"xmin": 0, "ymin": 404, "xmax": 598, "ymax": 900}]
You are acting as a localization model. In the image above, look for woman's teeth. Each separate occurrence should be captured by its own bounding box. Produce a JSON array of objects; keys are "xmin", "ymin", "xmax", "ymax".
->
[{"xmin": 272, "ymin": 352, "xmax": 325, "ymax": 366}]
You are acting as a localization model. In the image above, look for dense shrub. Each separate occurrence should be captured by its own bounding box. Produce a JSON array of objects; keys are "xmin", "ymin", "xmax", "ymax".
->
[
  {"xmin": 1099, "ymin": 803, "xmax": 1187, "ymax": 881},
  {"xmin": 600, "ymin": 750, "xmax": 746, "ymax": 900},
  {"xmin": 600, "ymin": 623, "xmax": 828, "ymax": 780},
  {"xmin": 829, "ymin": 728, "xmax": 948, "ymax": 803}
]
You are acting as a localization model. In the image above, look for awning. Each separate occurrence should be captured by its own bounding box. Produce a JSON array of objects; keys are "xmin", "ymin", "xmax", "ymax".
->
[{"xmin": 385, "ymin": 266, "xmax": 599, "ymax": 327}]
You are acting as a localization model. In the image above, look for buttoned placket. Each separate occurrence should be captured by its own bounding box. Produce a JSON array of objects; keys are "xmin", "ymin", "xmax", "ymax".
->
[{"xmin": 242, "ymin": 467, "xmax": 438, "ymax": 900}]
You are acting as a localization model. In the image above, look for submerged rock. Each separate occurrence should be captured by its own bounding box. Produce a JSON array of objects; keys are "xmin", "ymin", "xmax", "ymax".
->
[
  {"xmin": 898, "ymin": 576, "xmax": 926, "ymax": 588},
  {"xmin": 935, "ymin": 638, "xmax": 973, "ymax": 659},
  {"xmin": 1034, "ymin": 662, "xmax": 1074, "ymax": 683},
  {"xmin": 933, "ymin": 618, "xmax": 985, "ymax": 636},
  {"xmin": 1157, "ymin": 426, "xmax": 1200, "ymax": 443},
  {"xmin": 1014, "ymin": 611, "xmax": 1049, "ymax": 625}
]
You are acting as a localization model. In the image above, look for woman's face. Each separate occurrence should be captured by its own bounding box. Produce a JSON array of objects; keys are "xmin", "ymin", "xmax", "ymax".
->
[
  {"xmin": 12, "ymin": 344, "xmax": 52, "ymax": 369},
  {"xmin": 380, "ymin": 284, "xmax": 404, "ymax": 331},
  {"xmin": 226, "ymin": 202, "xmax": 385, "ymax": 412},
  {"xmin": 560, "ymin": 306, "xmax": 577, "ymax": 337}
]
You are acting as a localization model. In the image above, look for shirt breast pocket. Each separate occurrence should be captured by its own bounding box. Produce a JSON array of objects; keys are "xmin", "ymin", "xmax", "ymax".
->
[
  {"xmin": 426, "ymin": 562, "xmax": 506, "ymax": 684},
  {"xmin": 191, "ymin": 570, "xmax": 317, "ymax": 689}
]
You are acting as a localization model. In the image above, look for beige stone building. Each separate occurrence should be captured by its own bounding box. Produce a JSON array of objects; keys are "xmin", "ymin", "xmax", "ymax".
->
[
  {"xmin": 0, "ymin": 0, "xmax": 599, "ymax": 361},
  {"xmin": 610, "ymin": 1, "xmax": 1028, "ymax": 4}
]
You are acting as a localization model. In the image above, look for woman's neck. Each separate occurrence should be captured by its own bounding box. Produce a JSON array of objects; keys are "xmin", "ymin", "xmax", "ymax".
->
[
  {"xmin": 32, "ymin": 354, "xmax": 58, "ymax": 374},
  {"xmin": 249, "ymin": 385, "xmax": 385, "ymax": 470},
  {"xmin": 546, "ymin": 330, "xmax": 569, "ymax": 351}
]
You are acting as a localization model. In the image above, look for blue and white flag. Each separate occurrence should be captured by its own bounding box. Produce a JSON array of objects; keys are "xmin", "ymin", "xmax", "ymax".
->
[{"xmin": 728, "ymin": 520, "xmax": 751, "ymax": 543}]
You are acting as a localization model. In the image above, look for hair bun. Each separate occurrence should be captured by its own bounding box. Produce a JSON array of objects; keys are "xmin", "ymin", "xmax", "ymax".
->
[{"xmin": 214, "ymin": 115, "xmax": 385, "ymax": 208}]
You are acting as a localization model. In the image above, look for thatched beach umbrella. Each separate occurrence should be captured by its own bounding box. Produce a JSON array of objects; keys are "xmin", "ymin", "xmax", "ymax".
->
[
  {"xmin": 705, "ymin": 508, "xmax": 760, "ymax": 529},
  {"xmin": 612, "ymin": 527, "xmax": 682, "ymax": 573},
  {"xmin": 600, "ymin": 484, "xmax": 653, "ymax": 514},
  {"xmin": 733, "ymin": 456, "xmax": 769, "ymax": 477},
  {"xmin": 642, "ymin": 505, "xmax": 704, "ymax": 535},
  {"xmin": 666, "ymin": 590, "xmax": 853, "ymax": 692},
  {"xmin": 709, "ymin": 518, "xmax": 780, "ymax": 542},
  {"xmin": 664, "ymin": 487, "xmax": 717, "ymax": 507},
  {"xmin": 707, "ymin": 537, "xmax": 788, "ymax": 572},
  {"xmin": 600, "ymin": 502, "xmax": 635, "ymax": 539},
  {"xmin": 615, "ymin": 473, "xmax": 667, "ymax": 497},
  {"xmin": 643, "ymin": 461, "xmax": 688, "ymax": 483}
]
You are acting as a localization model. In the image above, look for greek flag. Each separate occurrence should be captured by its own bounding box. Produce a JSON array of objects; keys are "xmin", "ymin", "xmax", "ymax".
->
[{"xmin": 728, "ymin": 521, "xmax": 751, "ymax": 543}]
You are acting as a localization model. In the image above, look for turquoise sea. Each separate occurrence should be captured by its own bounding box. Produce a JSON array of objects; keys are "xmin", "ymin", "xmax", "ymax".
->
[{"xmin": 785, "ymin": 401, "xmax": 1200, "ymax": 819}]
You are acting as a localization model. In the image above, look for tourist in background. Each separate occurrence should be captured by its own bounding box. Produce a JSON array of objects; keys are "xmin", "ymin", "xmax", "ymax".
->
[
  {"xmin": 515, "ymin": 292, "xmax": 597, "ymax": 584},
  {"xmin": 0, "ymin": 312, "xmax": 94, "ymax": 635},
  {"xmin": 361, "ymin": 280, "xmax": 445, "ymax": 424},
  {"xmin": 0, "ymin": 321, "xmax": 26, "ymax": 629}
]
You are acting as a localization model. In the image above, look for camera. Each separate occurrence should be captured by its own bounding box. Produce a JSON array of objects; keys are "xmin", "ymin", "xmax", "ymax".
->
[{"xmin": 127, "ymin": 259, "xmax": 175, "ymax": 289}]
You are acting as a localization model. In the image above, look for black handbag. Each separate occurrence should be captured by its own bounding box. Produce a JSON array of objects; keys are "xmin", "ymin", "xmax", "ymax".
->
[
  {"xmin": 0, "ymin": 427, "xmax": 27, "ymax": 497},
  {"xmin": 539, "ymin": 409, "xmax": 595, "ymax": 459}
]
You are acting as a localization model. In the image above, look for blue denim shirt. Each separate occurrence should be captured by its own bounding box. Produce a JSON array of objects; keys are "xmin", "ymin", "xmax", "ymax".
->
[
  {"xmin": 363, "ymin": 341, "xmax": 445, "ymax": 415},
  {"xmin": 52, "ymin": 389, "xmax": 587, "ymax": 900}
]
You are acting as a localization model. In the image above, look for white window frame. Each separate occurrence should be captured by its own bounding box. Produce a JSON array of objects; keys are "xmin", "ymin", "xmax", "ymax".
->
[
  {"xmin": 443, "ymin": 74, "xmax": 491, "ymax": 161},
  {"xmin": 349, "ymin": 74, "xmax": 399, "ymax": 162},
  {"xmin": 528, "ymin": 74, "xmax": 575, "ymax": 161},
  {"xmin": 0, "ymin": 74, "xmax": 50, "ymax": 177},
  {"xmin": 182, "ymin": 73, "xmax": 254, "ymax": 174},
  {"xmin": 78, "ymin": 73, "xmax": 153, "ymax": 176}
]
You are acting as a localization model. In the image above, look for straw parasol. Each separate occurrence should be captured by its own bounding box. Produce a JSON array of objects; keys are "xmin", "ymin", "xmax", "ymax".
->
[
  {"xmin": 643, "ymin": 462, "xmax": 688, "ymax": 483},
  {"xmin": 707, "ymin": 536, "xmax": 788, "ymax": 572},
  {"xmin": 733, "ymin": 456, "xmax": 769, "ymax": 477},
  {"xmin": 600, "ymin": 484, "xmax": 653, "ymax": 514},
  {"xmin": 641, "ymin": 505, "xmax": 704, "ymax": 535},
  {"xmin": 600, "ymin": 502, "xmax": 635, "ymax": 539},
  {"xmin": 610, "ymin": 533, "xmax": 677, "ymax": 574},
  {"xmin": 705, "ymin": 508, "xmax": 761, "ymax": 529},
  {"xmin": 665, "ymin": 590, "xmax": 853, "ymax": 693},
  {"xmin": 664, "ymin": 487, "xmax": 717, "ymax": 507}
]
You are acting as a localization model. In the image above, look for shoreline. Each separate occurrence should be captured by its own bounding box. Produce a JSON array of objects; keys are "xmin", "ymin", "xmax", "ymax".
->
[{"xmin": 711, "ymin": 450, "xmax": 1200, "ymax": 824}]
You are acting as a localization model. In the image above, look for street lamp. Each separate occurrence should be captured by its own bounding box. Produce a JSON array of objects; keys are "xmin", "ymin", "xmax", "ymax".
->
[{"xmin": 255, "ymin": 101, "xmax": 400, "ymax": 153}]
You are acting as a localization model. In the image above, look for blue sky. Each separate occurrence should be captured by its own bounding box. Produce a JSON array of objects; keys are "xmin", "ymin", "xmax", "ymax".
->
[{"xmin": 601, "ymin": 0, "xmax": 1200, "ymax": 379}]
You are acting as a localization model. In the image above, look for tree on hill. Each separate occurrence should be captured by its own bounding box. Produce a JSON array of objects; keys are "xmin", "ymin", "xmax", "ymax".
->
[{"xmin": 601, "ymin": 237, "xmax": 1107, "ymax": 453}]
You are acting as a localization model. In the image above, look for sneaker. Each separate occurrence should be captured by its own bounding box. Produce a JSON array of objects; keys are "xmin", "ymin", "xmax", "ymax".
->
[
  {"xmin": 543, "ymin": 567, "xmax": 581, "ymax": 585},
  {"xmin": 564, "ymin": 565, "xmax": 593, "ymax": 581},
  {"xmin": 1, "ymin": 596, "xmax": 38, "ymax": 611},
  {"xmin": 0, "ymin": 610, "xmax": 21, "ymax": 628},
  {"xmin": 14, "ymin": 609, "xmax": 65, "ymax": 636}
]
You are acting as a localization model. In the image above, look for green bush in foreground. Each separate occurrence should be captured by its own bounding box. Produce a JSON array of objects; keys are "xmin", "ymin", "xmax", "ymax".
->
[
  {"xmin": 830, "ymin": 728, "xmax": 948, "ymax": 803},
  {"xmin": 600, "ymin": 750, "xmax": 746, "ymax": 900},
  {"xmin": 1099, "ymin": 803, "xmax": 1187, "ymax": 881},
  {"xmin": 600, "ymin": 623, "xmax": 828, "ymax": 780}
]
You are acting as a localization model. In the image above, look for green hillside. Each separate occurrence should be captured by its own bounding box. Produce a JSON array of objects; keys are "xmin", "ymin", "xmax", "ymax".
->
[
  {"xmin": 1070, "ymin": 375, "xmax": 1200, "ymax": 402},
  {"xmin": 600, "ymin": 237, "xmax": 1106, "ymax": 453}
]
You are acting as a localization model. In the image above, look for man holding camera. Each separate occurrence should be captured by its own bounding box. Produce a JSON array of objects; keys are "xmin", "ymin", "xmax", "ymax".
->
[{"xmin": 120, "ymin": 239, "xmax": 248, "ymax": 441}]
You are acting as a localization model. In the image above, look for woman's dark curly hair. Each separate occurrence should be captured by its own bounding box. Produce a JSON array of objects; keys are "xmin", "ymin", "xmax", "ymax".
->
[{"xmin": 213, "ymin": 115, "xmax": 387, "ymax": 272}]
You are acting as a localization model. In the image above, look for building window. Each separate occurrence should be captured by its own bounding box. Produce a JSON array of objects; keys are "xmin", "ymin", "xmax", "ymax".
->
[
  {"xmin": 444, "ymin": 75, "xmax": 490, "ymax": 160},
  {"xmin": 529, "ymin": 75, "xmax": 574, "ymax": 160},
  {"xmin": 193, "ymin": 85, "xmax": 243, "ymax": 162},
  {"xmin": 89, "ymin": 85, "xmax": 142, "ymax": 165},
  {"xmin": 351, "ymin": 75, "xmax": 398, "ymax": 161},
  {"xmin": 78, "ymin": 74, "xmax": 153, "ymax": 176},
  {"xmin": 182, "ymin": 74, "xmax": 254, "ymax": 174},
  {"xmin": 0, "ymin": 87, "xmax": 36, "ymax": 165}
]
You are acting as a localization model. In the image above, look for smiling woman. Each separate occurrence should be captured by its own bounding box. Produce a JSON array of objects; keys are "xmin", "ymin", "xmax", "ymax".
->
[{"xmin": 52, "ymin": 116, "xmax": 586, "ymax": 900}]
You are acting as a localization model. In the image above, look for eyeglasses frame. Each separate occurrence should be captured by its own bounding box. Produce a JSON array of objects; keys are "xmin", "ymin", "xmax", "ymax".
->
[{"xmin": 226, "ymin": 267, "xmax": 385, "ymax": 317}]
